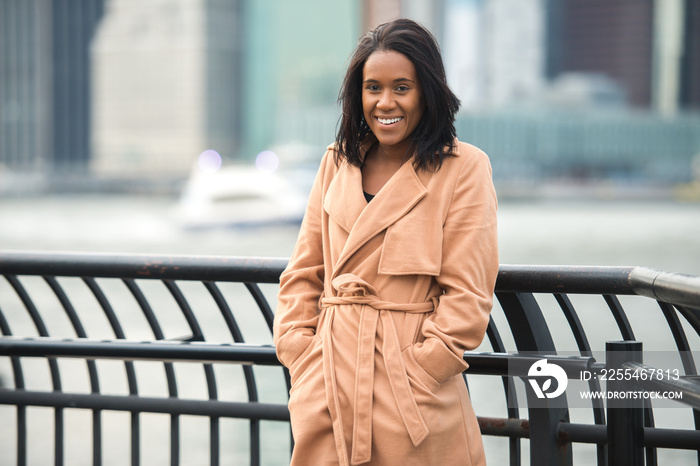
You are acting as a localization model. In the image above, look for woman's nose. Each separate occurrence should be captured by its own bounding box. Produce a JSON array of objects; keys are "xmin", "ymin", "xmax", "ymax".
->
[{"xmin": 377, "ymin": 91, "xmax": 395, "ymax": 109}]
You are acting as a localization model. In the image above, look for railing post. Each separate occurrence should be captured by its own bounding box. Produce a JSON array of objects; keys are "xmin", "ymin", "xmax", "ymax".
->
[{"xmin": 606, "ymin": 340, "xmax": 643, "ymax": 466}]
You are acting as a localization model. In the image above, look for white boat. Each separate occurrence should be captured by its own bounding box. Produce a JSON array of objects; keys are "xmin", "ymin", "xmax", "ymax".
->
[{"xmin": 176, "ymin": 164, "xmax": 309, "ymax": 230}]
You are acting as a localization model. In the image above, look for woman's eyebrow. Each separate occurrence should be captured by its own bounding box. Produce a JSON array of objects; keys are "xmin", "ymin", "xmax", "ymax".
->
[{"xmin": 363, "ymin": 78, "xmax": 415, "ymax": 84}]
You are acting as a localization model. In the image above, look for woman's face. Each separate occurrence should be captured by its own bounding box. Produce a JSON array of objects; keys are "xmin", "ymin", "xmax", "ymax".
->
[{"xmin": 362, "ymin": 50, "xmax": 424, "ymax": 154}]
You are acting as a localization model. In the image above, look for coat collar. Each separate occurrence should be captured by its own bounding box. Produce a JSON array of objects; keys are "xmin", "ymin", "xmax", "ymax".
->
[
  {"xmin": 324, "ymin": 138, "xmax": 462, "ymax": 231},
  {"xmin": 324, "ymin": 142, "xmax": 442, "ymax": 277}
]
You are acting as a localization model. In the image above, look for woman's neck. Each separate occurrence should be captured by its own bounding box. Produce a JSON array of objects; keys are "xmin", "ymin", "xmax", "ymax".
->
[
  {"xmin": 372, "ymin": 141, "xmax": 412, "ymax": 165},
  {"xmin": 361, "ymin": 142, "xmax": 412, "ymax": 195}
]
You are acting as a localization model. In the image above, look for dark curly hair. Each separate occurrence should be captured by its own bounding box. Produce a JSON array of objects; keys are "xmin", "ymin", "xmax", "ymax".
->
[{"xmin": 335, "ymin": 18, "xmax": 461, "ymax": 171}]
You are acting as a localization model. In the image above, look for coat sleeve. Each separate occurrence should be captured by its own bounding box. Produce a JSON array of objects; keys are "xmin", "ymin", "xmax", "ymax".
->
[
  {"xmin": 273, "ymin": 150, "xmax": 330, "ymax": 369},
  {"xmin": 411, "ymin": 147, "xmax": 499, "ymax": 384}
]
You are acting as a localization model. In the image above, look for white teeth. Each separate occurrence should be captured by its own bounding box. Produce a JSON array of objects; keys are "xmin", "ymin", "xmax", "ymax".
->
[{"xmin": 378, "ymin": 117, "xmax": 402, "ymax": 125}]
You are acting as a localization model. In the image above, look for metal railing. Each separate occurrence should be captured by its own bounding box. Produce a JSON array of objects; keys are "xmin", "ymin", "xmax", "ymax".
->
[{"xmin": 0, "ymin": 251, "xmax": 699, "ymax": 466}]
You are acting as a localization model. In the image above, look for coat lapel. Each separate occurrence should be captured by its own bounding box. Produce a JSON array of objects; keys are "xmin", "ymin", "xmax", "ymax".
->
[
  {"xmin": 326, "ymin": 158, "xmax": 431, "ymax": 280},
  {"xmin": 323, "ymin": 161, "xmax": 365, "ymax": 234}
]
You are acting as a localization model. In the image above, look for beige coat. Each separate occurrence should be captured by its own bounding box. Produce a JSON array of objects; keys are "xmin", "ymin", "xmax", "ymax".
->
[{"xmin": 274, "ymin": 140, "xmax": 499, "ymax": 466}]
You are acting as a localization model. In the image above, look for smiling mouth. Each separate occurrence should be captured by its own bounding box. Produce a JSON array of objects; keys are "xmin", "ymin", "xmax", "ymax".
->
[{"xmin": 377, "ymin": 117, "xmax": 403, "ymax": 125}]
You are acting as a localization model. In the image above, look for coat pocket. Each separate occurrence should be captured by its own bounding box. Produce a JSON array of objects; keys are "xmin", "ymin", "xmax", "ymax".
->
[
  {"xmin": 379, "ymin": 213, "xmax": 442, "ymax": 276},
  {"xmin": 288, "ymin": 334, "xmax": 321, "ymax": 386},
  {"xmin": 276, "ymin": 328, "xmax": 316, "ymax": 369},
  {"xmin": 401, "ymin": 345, "xmax": 441, "ymax": 394}
]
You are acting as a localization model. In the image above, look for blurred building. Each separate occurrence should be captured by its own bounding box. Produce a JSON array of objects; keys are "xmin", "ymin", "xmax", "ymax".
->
[
  {"xmin": 243, "ymin": 0, "xmax": 359, "ymax": 162},
  {"xmin": 91, "ymin": 0, "xmax": 357, "ymax": 180},
  {"xmin": 546, "ymin": 0, "xmax": 654, "ymax": 108},
  {"xmin": 442, "ymin": 0, "xmax": 700, "ymax": 113},
  {"xmin": 0, "ymin": 0, "xmax": 105, "ymax": 174},
  {"xmin": 683, "ymin": 0, "xmax": 700, "ymax": 109},
  {"xmin": 443, "ymin": 0, "xmax": 546, "ymax": 111},
  {"xmin": 544, "ymin": 0, "xmax": 700, "ymax": 114},
  {"xmin": 90, "ymin": 0, "xmax": 243, "ymax": 179}
]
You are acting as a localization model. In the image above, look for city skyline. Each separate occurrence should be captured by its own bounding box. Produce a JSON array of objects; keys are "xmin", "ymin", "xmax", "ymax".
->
[{"xmin": 1, "ymin": 0, "xmax": 699, "ymax": 186}]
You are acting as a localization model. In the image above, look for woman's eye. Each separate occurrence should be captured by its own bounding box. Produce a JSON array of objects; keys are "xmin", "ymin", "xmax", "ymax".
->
[
  {"xmin": 396, "ymin": 85, "xmax": 409, "ymax": 92},
  {"xmin": 366, "ymin": 84, "xmax": 380, "ymax": 91}
]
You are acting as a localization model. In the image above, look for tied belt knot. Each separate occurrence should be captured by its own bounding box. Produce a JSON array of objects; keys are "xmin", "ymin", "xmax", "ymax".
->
[{"xmin": 320, "ymin": 273, "xmax": 436, "ymax": 466}]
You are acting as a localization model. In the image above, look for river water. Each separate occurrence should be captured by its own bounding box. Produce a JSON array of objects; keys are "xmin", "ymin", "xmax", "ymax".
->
[
  {"xmin": 1, "ymin": 193, "xmax": 699, "ymax": 464},
  {"xmin": 1, "ymin": 194, "xmax": 699, "ymax": 274}
]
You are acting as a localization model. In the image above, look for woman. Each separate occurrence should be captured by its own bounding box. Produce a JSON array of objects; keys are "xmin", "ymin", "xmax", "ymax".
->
[{"xmin": 273, "ymin": 19, "xmax": 498, "ymax": 466}]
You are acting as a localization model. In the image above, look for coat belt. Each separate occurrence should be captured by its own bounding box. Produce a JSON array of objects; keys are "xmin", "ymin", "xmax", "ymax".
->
[{"xmin": 320, "ymin": 273, "xmax": 435, "ymax": 465}]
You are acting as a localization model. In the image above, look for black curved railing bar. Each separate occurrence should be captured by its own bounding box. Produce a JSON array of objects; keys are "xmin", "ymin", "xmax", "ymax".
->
[
  {"xmin": 659, "ymin": 302, "xmax": 696, "ymax": 359},
  {"xmin": 603, "ymin": 294, "xmax": 636, "ymax": 341},
  {"xmin": 123, "ymin": 278, "xmax": 181, "ymax": 465},
  {"xmin": 5, "ymin": 275, "xmax": 61, "ymax": 388},
  {"xmin": 0, "ymin": 302, "xmax": 27, "ymax": 465},
  {"xmin": 163, "ymin": 280, "xmax": 205, "ymax": 342},
  {"xmin": 657, "ymin": 301, "xmax": 700, "ymax": 442},
  {"xmin": 244, "ymin": 282, "xmax": 276, "ymax": 333},
  {"xmin": 204, "ymin": 281, "xmax": 262, "ymax": 465},
  {"xmin": 484, "ymin": 317, "xmax": 521, "ymax": 466},
  {"xmin": 554, "ymin": 293, "xmax": 593, "ymax": 355},
  {"xmin": 1, "ymin": 253, "xmax": 700, "ymax": 466},
  {"xmin": 243, "ymin": 280, "xmax": 295, "ymax": 454},
  {"xmin": 243, "ymin": 280, "xmax": 280, "ymax": 462},
  {"xmin": 82, "ymin": 276, "xmax": 142, "ymax": 465},
  {"xmin": 163, "ymin": 280, "xmax": 221, "ymax": 464},
  {"xmin": 5, "ymin": 274, "xmax": 65, "ymax": 465},
  {"xmin": 44, "ymin": 275, "xmax": 103, "ymax": 466},
  {"xmin": 495, "ymin": 290, "xmax": 576, "ymax": 465},
  {"xmin": 673, "ymin": 305, "xmax": 700, "ymax": 339},
  {"xmin": 554, "ymin": 293, "xmax": 606, "ymax": 464}
]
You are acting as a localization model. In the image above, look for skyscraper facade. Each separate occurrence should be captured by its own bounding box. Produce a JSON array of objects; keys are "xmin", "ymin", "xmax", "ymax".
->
[{"xmin": 0, "ymin": 0, "xmax": 105, "ymax": 173}]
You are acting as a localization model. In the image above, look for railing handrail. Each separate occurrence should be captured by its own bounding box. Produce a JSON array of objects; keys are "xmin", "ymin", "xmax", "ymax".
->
[
  {"xmin": 2, "ymin": 251, "xmax": 699, "ymax": 309},
  {"xmin": 628, "ymin": 268, "xmax": 700, "ymax": 310},
  {"xmin": 0, "ymin": 250, "xmax": 289, "ymax": 283}
]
